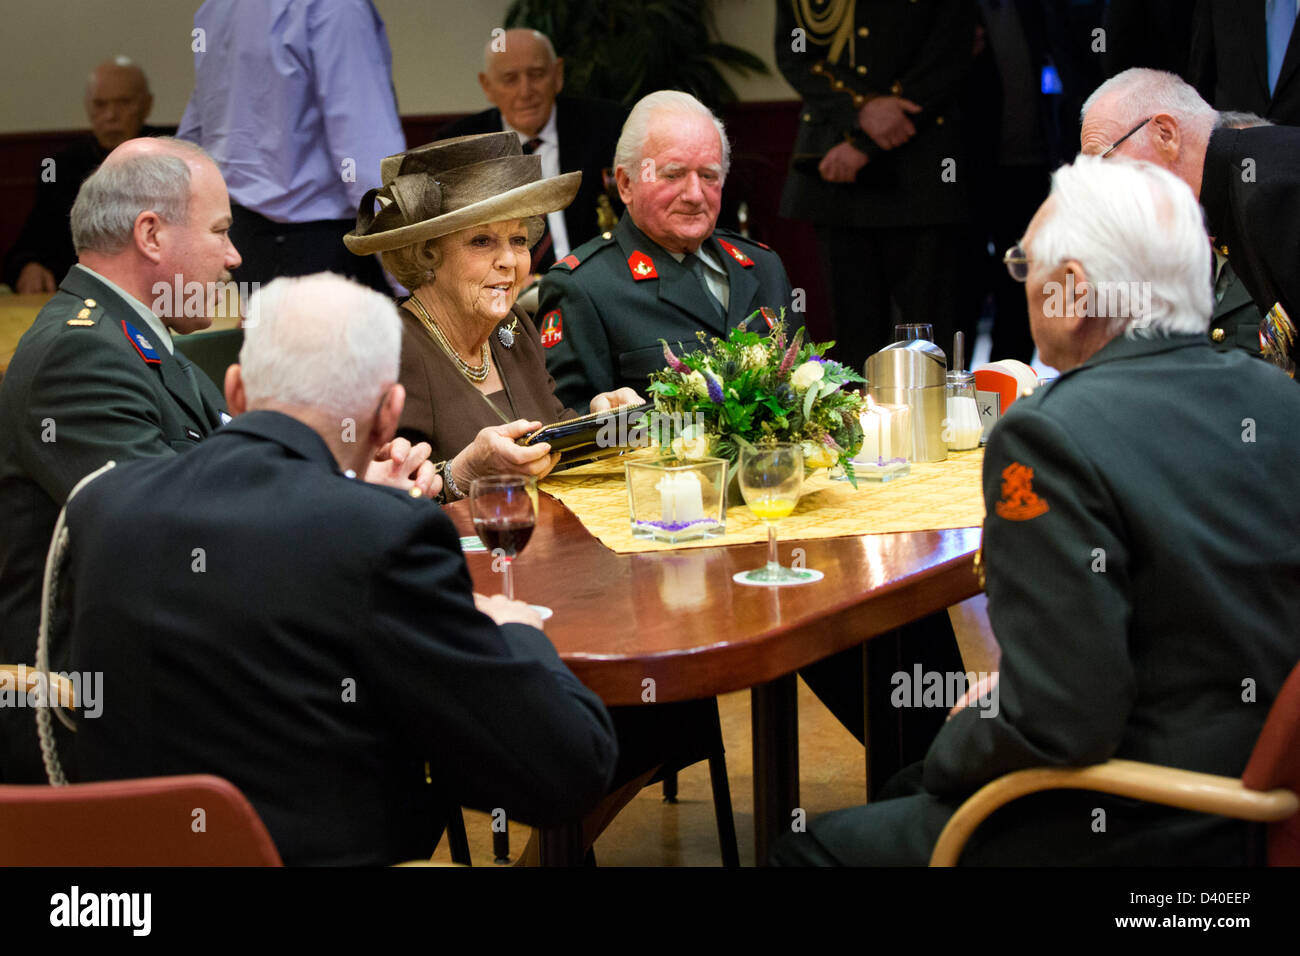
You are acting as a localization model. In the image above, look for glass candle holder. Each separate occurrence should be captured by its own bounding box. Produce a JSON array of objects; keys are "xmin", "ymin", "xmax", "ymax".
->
[
  {"xmin": 852, "ymin": 399, "xmax": 912, "ymax": 481},
  {"xmin": 626, "ymin": 456, "xmax": 727, "ymax": 543}
]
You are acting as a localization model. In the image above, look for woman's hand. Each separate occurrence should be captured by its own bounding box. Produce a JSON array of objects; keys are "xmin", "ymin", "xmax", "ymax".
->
[
  {"xmin": 448, "ymin": 419, "xmax": 561, "ymax": 492},
  {"xmin": 589, "ymin": 387, "xmax": 644, "ymax": 413}
]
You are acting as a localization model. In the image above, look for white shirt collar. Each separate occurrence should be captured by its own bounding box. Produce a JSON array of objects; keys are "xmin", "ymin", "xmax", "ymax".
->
[{"xmin": 73, "ymin": 263, "xmax": 175, "ymax": 354}]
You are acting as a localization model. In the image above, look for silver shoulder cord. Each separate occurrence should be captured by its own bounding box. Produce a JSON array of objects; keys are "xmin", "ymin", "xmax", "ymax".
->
[{"xmin": 36, "ymin": 460, "xmax": 116, "ymax": 786}]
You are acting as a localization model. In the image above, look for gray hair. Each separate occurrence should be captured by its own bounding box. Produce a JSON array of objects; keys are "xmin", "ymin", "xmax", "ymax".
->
[
  {"xmin": 1081, "ymin": 68, "xmax": 1217, "ymax": 128},
  {"xmin": 382, "ymin": 238, "xmax": 444, "ymax": 291},
  {"xmin": 614, "ymin": 90, "xmax": 731, "ymax": 179},
  {"xmin": 70, "ymin": 137, "xmax": 211, "ymax": 255},
  {"xmin": 240, "ymin": 273, "xmax": 403, "ymax": 421},
  {"xmin": 1217, "ymin": 110, "xmax": 1273, "ymax": 129},
  {"xmin": 1027, "ymin": 155, "xmax": 1212, "ymax": 338}
]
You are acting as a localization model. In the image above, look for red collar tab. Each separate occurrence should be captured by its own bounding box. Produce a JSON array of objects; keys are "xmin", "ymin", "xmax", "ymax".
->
[
  {"xmin": 717, "ymin": 239, "xmax": 754, "ymax": 268},
  {"xmin": 556, "ymin": 254, "xmax": 580, "ymax": 271},
  {"xmin": 627, "ymin": 250, "xmax": 658, "ymax": 281}
]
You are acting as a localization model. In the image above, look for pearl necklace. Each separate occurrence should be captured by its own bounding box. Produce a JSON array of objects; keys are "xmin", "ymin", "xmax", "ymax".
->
[{"xmin": 407, "ymin": 294, "xmax": 491, "ymax": 384}]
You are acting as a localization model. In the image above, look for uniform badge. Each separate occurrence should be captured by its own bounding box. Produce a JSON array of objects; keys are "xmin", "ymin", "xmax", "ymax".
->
[
  {"xmin": 759, "ymin": 307, "xmax": 778, "ymax": 330},
  {"xmin": 540, "ymin": 310, "xmax": 563, "ymax": 348},
  {"xmin": 717, "ymin": 239, "xmax": 754, "ymax": 268},
  {"xmin": 627, "ymin": 250, "xmax": 658, "ymax": 281},
  {"xmin": 219, "ymin": 411, "xmax": 233, "ymax": 425},
  {"xmin": 121, "ymin": 319, "xmax": 161, "ymax": 365},
  {"xmin": 994, "ymin": 462, "xmax": 1049, "ymax": 521},
  {"xmin": 556, "ymin": 254, "xmax": 580, "ymax": 270}
]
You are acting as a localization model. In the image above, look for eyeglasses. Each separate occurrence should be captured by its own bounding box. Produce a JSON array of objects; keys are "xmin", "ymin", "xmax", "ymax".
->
[
  {"xmin": 1003, "ymin": 244, "xmax": 1030, "ymax": 282},
  {"xmin": 1101, "ymin": 116, "xmax": 1152, "ymax": 159}
]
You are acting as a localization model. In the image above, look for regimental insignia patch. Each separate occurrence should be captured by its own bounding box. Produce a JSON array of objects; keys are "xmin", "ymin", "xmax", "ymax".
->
[
  {"xmin": 540, "ymin": 310, "xmax": 563, "ymax": 348},
  {"xmin": 121, "ymin": 319, "xmax": 161, "ymax": 365},
  {"xmin": 717, "ymin": 238, "xmax": 754, "ymax": 268},
  {"xmin": 627, "ymin": 250, "xmax": 658, "ymax": 280},
  {"xmin": 555, "ymin": 254, "xmax": 580, "ymax": 271},
  {"xmin": 994, "ymin": 462, "xmax": 1049, "ymax": 521}
]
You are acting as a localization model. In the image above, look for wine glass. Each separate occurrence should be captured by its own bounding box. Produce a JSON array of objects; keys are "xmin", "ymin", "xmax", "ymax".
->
[
  {"xmin": 734, "ymin": 444, "xmax": 822, "ymax": 586},
  {"xmin": 469, "ymin": 475, "xmax": 537, "ymax": 601}
]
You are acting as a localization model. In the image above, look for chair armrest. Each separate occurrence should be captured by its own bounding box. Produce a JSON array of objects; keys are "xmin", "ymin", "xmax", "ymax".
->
[{"xmin": 929, "ymin": 758, "xmax": 1300, "ymax": 866}]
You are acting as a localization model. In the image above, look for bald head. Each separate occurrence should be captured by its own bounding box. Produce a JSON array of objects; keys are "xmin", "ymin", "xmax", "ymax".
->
[
  {"xmin": 478, "ymin": 28, "xmax": 563, "ymax": 138},
  {"xmin": 85, "ymin": 57, "xmax": 152, "ymax": 150}
]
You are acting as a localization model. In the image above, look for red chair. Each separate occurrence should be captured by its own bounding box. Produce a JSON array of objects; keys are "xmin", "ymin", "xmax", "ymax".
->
[
  {"xmin": 0, "ymin": 774, "xmax": 283, "ymax": 866},
  {"xmin": 929, "ymin": 660, "xmax": 1300, "ymax": 866}
]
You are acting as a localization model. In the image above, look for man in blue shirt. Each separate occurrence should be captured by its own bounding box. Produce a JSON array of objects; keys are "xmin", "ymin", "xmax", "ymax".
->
[{"xmin": 177, "ymin": 0, "xmax": 405, "ymax": 293}]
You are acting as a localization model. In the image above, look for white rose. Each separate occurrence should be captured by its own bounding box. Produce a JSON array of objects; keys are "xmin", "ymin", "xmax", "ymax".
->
[
  {"xmin": 801, "ymin": 441, "xmax": 836, "ymax": 469},
  {"xmin": 790, "ymin": 361, "xmax": 825, "ymax": 390},
  {"xmin": 671, "ymin": 434, "xmax": 711, "ymax": 459}
]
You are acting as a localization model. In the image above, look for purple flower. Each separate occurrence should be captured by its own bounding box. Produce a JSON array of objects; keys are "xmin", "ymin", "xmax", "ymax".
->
[
  {"xmin": 662, "ymin": 340, "xmax": 687, "ymax": 373},
  {"xmin": 706, "ymin": 373, "xmax": 725, "ymax": 404}
]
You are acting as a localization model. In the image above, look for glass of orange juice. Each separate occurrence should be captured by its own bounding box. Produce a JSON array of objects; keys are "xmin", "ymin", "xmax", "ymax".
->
[{"xmin": 735, "ymin": 443, "xmax": 821, "ymax": 586}]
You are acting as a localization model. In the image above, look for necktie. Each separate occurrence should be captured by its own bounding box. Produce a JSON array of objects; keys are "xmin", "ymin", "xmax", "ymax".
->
[
  {"xmin": 174, "ymin": 354, "xmax": 206, "ymax": 416},
  {"xmin": 521, "ymin": 137, "xmax": 555, "ymax": 272},
  {"xmin": 684, "ymin": 253, "xmax": 726, "ymax": 320},
  {"xmin": 1267, "ymin": 0, "xmax": 1297, "ymax": 96}
]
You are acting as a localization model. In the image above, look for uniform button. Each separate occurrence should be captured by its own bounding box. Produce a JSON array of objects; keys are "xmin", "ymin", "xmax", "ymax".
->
[
  {"xmin": 1211, "ymin": 328, "xmax": 1226, "ymax": 343},
  {"xmin": 83, "ymin": 298, "xmax": 96, "ymax": 307},
  {"xmin": 601, "ymin": 232, "xmax": 612, "ymax": 240},
  {"xmin": 936, "ymin": 116, "xmax": 945, "ymax": 125},
  {"xmin": 857, "ymin": 27, "xmax": 869, "ymax": 37},
  {"xmin": 802, "ymin": 113, "xmax": 812, "ymax": 121},
  {"xmin": 833, "ymin": 80, "xmax": 844, "ymax": 89},
  {"xmin": 1218, "ymin": 244, "xmax": 1229, "ymax": 256},
  {"xmin": 857, "ymin": 65, "xmax": 867, "ymax": 74},
  {"xmin": 890, "ymin": 81, "xmax": 902, "ymax": 95}
]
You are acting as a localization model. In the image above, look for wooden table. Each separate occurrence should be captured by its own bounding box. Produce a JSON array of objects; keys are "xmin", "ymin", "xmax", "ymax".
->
[
  {"xmin": 444, "ymin": 492, "xmax": 983, "ymax": 865},
  {"xmin": 0, "ymin": 293, "xmax": 54, "ymax": 372}
]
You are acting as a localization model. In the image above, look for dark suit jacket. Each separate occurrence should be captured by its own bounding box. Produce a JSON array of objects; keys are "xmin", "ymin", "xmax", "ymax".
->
[
  {"xmin": 435, "ymin": 96, "xmax": 627, "ymax": 249},
  {"xmin": 67, "ymin": 410, "xmax": 618, "ymax": 866},
  {"xmin": 1201, "ymin": 124, "xmax": 1300, "ymax": 369},
  {"xmin": 926, "ymin": 334, "xmax": 1300, "ymax": 862},
  {"xmin": 0, "ymin": 266, "xmax": 226, "ymax": 781},
  {"xmin": 774, "ymin": 0, "xmax": 977, "ymax": 227},
  {"xmin": 538, "ymin": 216, "xmax": 797, "ymax": 410},
  {"xmin": 1190, "ymin": 0, "xmax": 1300, "ymax": 125}
]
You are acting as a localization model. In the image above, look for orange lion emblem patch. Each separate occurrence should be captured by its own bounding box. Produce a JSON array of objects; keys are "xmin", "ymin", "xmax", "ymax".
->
[{"xmin": 994, "ymin": 462, "xmax": 1049, "ymax": 521}]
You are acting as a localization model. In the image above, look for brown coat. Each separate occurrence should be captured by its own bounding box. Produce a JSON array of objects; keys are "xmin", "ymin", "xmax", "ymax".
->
[{"xmin": 397, "ymin": 304, "xmax": 573, "ymax": 460}]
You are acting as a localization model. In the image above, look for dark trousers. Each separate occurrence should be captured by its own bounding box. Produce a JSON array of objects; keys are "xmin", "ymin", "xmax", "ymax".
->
[
  {"xmin": 229, "ymin": 204, "xmax": 390, "ymax": 294},
  {"xmin": 815, "ymin": 223, "xmax": 970, "ymax": 377}
]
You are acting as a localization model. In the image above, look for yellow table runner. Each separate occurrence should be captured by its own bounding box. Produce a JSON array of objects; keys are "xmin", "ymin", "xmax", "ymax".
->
[{"xmin": 540, "ymin": 448, "xmax": 988, "ymax": 554}]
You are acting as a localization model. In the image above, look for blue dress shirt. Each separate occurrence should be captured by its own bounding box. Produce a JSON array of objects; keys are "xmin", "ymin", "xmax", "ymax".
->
[{"xmin": 177, "ymin": 0, "xmax": 405, "ymax": 223}]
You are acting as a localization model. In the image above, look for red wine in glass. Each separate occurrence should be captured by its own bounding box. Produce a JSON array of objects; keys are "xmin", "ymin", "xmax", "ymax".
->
[{"xmin": 469, "ymin": 475, "xmax": 537, "ymax": 601}]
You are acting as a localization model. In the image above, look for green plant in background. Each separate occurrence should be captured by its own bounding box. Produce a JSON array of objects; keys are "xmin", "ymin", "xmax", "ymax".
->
[
  {"xmin": 648, "ymin": 310, "xmax": 866, "ymax": 485},
  {"xmin": 504, "ymin": 0, "xmax": 769, "ymax": 108}
]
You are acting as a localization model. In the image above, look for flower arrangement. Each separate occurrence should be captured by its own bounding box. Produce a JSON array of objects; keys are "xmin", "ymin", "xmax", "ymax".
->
[{"xmin": 647, "ymin": 310, "xmax": 866, "ymax": 484}]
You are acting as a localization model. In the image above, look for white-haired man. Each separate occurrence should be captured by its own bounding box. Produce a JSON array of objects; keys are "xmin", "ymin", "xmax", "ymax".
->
[
  {"xmin": 538, "ymin": 90, "xmax": 796, "ymax": 410},
  {"xmin": 64, "ymin": 273, "xmax": 619, "ymax": 866},
  {"xmin": 0, "ymin": 139, "xmax": 434, "ymax": 783},
  {"xmin": 1080, "ymin": 67, "xmax": 1300, "ymax": 372},
  {"xmin": 773, "ymin": 156, "xmax": 1300, "ymax": 866},
  {"xmin": 434, "ymin": 28, "xmax": 627, "ymax": 272}
]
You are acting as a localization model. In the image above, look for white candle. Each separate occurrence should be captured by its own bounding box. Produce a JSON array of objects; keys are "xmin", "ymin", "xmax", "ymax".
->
[
  {"xmin": 657, "ymin": 471, "xmax": 705, "ymax": 524},
  {"xmin": 858, "ymin": 399, "xmax": 897, "ymax": 463}
]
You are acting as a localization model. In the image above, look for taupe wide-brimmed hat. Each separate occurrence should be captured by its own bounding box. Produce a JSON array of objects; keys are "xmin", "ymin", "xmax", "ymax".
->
[{"xmin": 344, "ymin": 132, "xmax": 582, "ymax": 255}]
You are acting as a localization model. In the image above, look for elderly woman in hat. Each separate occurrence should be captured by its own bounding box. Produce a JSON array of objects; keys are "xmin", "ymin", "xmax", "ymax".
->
[{"xmin": 345, "ymin": 133, "xmax": 640, "ymax": 500}]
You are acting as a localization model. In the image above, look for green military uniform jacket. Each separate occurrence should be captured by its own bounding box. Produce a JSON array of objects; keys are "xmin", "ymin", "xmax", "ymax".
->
[
  {"xmin": 774, "ymin": 0, "xmax": 976, "ymax": 228},
  {"xmin": 537, "ymin": 216, "xmax": 797, "ymax": 410},
  {"xmin": 0, "ymin": 266, "xmax": 226, "ymax": 782},
  {"xmin": 782, "ymin": 334, "xmax": 1300, "ymax": 865}
]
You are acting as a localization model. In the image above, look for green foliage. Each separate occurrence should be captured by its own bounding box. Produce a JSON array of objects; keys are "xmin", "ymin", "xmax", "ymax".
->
[
  {"xmin": 650, "ymin": 310, "xmax": 866, "ymax": 478},
  {"xmin": 504, "ymin": 0, "xmax": 769, "ymax": 108}
]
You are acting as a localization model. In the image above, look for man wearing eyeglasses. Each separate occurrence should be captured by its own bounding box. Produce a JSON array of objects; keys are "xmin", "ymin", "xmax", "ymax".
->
[
  {"xmin": 772, "ymin": 155, "xmax": 1300, "ymax": 867},
  {"xmin": 1079, "ymin": 67, "xmax": 1299, "ymax": 375}
]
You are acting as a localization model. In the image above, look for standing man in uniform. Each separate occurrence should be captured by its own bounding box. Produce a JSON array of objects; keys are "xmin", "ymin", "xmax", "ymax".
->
[
  {"xmin": 774, "ymin": 0, "xmax": 978, "ymax": 374},
  {"xmin": 0, "ymin": 138, "xmax": 433, "ymax": 782},
  {"xmin": 538, "ymin": 90, "xmax": 796, "ymax": 411},
  {"xmin": 4, "ymin": 57, "xmax": 161, "ymax": 294},
  {"xmin": 435, "ymin": 28, "xmax": 627, "ymax": 275}
]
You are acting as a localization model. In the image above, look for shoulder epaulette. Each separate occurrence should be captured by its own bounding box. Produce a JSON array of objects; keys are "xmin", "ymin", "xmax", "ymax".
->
[
  {"xmin": 64, "ymin": 296, "xmax": 104, "ymax": 328},
  {"xmin": 550, "ymin": 230, "xmax": 617, "ymax": 273}
]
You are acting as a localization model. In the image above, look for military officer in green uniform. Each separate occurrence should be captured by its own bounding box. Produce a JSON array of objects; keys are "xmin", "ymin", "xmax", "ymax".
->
[
  {"xmin": 0, "ymin": 137, "xmax": 240, "ymax": 781},
  {"xmin": 774, "ymin": 0, "xmax": 977, "ymax": 375},
  {"xmin": 538, "ymin": 91, "xmax": 797, "ymax": 411},
  {"xmin": 774, "ymin": 158, "xmax": 1300, "ymax": 866}
]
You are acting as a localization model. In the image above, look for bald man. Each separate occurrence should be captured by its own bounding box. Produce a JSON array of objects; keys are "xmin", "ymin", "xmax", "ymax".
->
[
  {"xmin": 435, "ymin": 28, "xmax": 627, "ymax": 272},
  {"xmin": 4, "ymin": 58, "xmax": 162, "ymax": 293}
]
